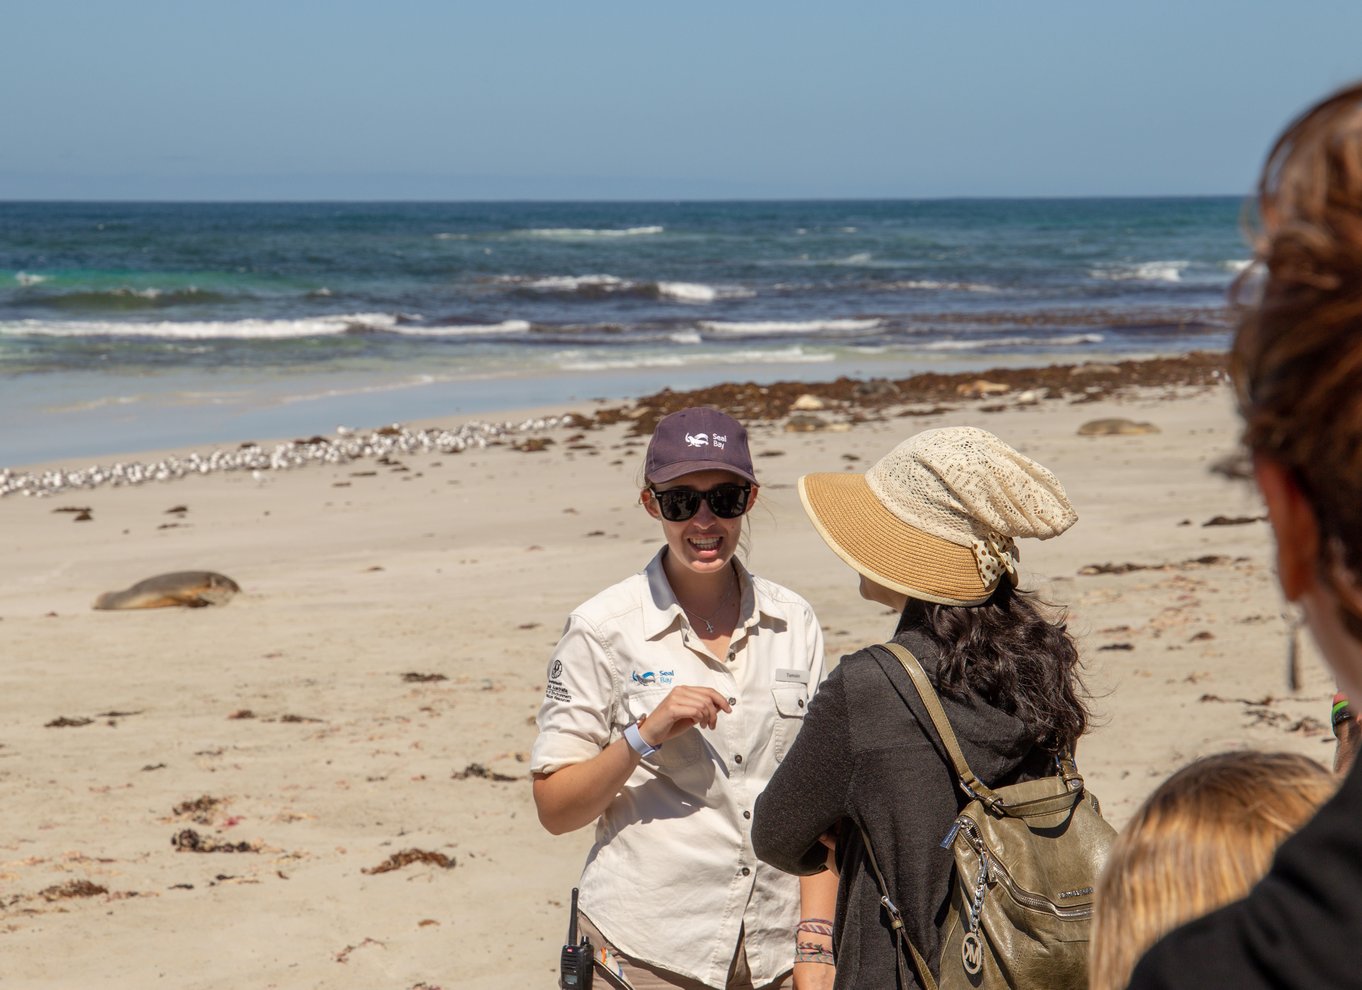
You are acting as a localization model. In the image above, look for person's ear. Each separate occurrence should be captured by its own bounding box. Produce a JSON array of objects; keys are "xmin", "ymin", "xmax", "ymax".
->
[
  {"xmin": 641, "ymin": 487, "xmax": 662, "ymax": 519},
  {"xmin": 747, "ymin": 484, "xmax": 759, "ymax": 512},
  {"xmin": 1254, "ymin": 455, "xmax": 1321, "ymax": 600}
]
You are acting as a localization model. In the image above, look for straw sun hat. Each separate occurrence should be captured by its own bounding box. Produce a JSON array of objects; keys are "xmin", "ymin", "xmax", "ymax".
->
[{"xmin": 798, "ymin": 426, "xmax": 1077, "ymax": 606}]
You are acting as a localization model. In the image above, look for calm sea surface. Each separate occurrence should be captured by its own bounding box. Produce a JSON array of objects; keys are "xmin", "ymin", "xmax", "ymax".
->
[{"xmin": 0, "ymin": 199, "xmax": 1247, "ymax": 466}]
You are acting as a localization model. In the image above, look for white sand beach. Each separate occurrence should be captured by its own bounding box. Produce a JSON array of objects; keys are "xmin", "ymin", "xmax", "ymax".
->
[{"xmin": 0, "ymin": 370, "xmax": 1334, "ymax": 989}]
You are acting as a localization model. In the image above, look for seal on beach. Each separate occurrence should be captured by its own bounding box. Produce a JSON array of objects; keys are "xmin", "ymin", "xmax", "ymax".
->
[
  {"xmin": 1077, "ymin": 417, "xmax": 1161, "ymax": 436},
  {"xmin": 93, "ymin": 571, "xmax": 241, "ymax": 610}
]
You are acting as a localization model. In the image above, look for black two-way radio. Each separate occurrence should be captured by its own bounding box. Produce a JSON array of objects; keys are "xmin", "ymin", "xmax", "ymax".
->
[{"xmin": 559, "ymin": 887, "xmax": 594, "ymax": 989}]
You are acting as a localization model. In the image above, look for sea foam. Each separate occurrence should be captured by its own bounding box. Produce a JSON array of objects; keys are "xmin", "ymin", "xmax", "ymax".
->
[
  {"xmin": 517, "ymin": 274, "xmax": 732, "ymax": 303},
  {"xmin": 884, "ymin": 279, "xmax": 999, "ymax": 293},
  {"xmin": 556, "ymin": 345, "xmax": 833, "ymax": 372},
  {"xmin": 1090, "ymin": 261, "xmax": 1188, "ymax": 283},
  {"xmin": 920, "ymin": 333, "xmax": 1104, "ymax": 351},
  {"xmin": 698, "ymin": 318, "xmax": 883, "ymax": 336},
  {"xmin": 522, "ymin": 226, "xmax": 664, "ymax": 238},
  {"xmin": 657, "ymin": 281, "xmax": 718, "ymax": 303},
  {"xmin": 390, "ymin": 319, "xmax": 532, "ymax": 337},
  {"xmin": 1, "ymin": 312, "xmax": 401, "ymax": 339}
]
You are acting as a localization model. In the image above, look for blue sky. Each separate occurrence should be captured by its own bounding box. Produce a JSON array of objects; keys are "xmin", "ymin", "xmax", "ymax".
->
[{"xmin": 4, "ymin": 1, "xmax": 1361, "ymax": 200}]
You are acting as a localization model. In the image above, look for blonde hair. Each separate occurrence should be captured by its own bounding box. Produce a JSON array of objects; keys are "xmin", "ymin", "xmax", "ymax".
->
[{"xmin": 1089, "ymin": 751, "xmax": 1335, "ymax": 990}]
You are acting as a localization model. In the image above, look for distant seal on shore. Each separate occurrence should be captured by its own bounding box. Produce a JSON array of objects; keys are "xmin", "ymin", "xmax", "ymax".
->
[
  {"xmin": 93, "ymin": 571, "xmax": 241, "ymax": 610},
  {"xmin": 1077, "ymin": 418, "xmax": 1161, "ymax": 437}
]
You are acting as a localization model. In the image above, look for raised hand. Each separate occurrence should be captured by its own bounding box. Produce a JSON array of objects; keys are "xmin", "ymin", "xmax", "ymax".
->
[{"xmin": 638, "ymin": 685, "xmax": 733, "ymax": 747}]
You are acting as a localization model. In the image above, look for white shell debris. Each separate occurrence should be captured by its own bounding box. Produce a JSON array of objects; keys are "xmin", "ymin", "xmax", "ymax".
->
[{"xmin": 0, "ymin": 414, "xmax": 584, "ymax": 498}]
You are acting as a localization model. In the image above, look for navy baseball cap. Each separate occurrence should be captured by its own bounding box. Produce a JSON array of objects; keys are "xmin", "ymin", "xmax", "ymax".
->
[{"xmin": 645, "ymin": 407, "xmax": 758, "ymax": 486}]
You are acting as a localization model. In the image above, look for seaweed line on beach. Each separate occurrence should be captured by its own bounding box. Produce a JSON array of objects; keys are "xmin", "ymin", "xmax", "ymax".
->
[
  {"xmin": 1, "ymin": 353, "xmax": 1227, "ymax": 498},
  {"xmin": 599, "ymin": 351, "xmax": 1229, "ymax": 435}
]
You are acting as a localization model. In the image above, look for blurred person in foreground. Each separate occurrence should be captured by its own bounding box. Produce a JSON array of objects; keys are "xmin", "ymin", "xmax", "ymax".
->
[
  {"xmin": 1089, "ymin": 751, "xmax": 1334, "ymax": 990},
  {"xmin": 1128, "ymin": 81, "xmax": 1362, "ymax": 988}
]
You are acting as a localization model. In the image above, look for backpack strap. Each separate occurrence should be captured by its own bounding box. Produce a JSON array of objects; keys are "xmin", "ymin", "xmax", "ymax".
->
[
  {"xmin": 857, "ymin": 820, "xmax": 939, "ymax": 990},
  {"xmin": 879, "ymin": 642, "xmax": 1007, "ymax": 812}
]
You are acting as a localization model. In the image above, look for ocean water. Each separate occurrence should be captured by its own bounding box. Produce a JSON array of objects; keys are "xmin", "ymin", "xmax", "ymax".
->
[{"xmin": 0, "ymin": 199, "xmax": 1247, "ymax": 466}]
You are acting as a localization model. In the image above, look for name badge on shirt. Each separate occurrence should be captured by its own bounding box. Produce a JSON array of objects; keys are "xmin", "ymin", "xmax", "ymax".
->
[{"xmin": 774, "ymin": 668, "xmax": 809, "ymax": 685}]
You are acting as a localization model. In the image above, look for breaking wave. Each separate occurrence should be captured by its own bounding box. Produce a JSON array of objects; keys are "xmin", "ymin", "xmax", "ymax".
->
[
  {"xmin": 698, "ymin": 318, "xmax": 883, "ymax": 336},
  {"xmin": 920, "ymin": 333, "xmax": 1105, "ymax": 351},
  {"xmin": 508, "ymin": 274, "xmax": 738, "ymax": 303},
  {"xmin": 1090, "ymin": 261, "xmax": 1188, "ymax": 283},
  {"xmin": 521, "ymin": 226, "xmax": 664, "ymax": 238},
  {"xmin": 2, "ymin": 313, "xmax": 402, "ymax": 339},
  {"xmin": 556, "ymin": 345, "xmax": 834, "ymax": 371}
]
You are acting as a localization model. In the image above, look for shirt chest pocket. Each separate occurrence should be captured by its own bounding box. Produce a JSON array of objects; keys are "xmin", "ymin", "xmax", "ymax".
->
[
  {"xmin": 622, "ymin": 686, "xmax": 706, "ymax": 770},
  {"xmin": 771, "ymin": 683, "xmax": 808, "ymax": 763}
]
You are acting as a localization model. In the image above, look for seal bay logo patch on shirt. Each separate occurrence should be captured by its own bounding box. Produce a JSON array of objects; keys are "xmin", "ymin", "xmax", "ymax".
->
[{"xmin": 632, "ymin": 669, "xmax": 675, "ymax": 687}]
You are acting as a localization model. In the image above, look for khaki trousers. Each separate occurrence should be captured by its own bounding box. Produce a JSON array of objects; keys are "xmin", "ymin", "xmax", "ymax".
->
[{"xmin": 577, "ymin": 913, "xmax": 792, "ymax": 990}]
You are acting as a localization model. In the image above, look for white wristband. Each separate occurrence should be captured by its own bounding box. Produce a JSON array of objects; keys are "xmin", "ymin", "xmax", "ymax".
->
[{"xmin": 624, "ymin": 721, "xmax": 660, "ymax": 758}]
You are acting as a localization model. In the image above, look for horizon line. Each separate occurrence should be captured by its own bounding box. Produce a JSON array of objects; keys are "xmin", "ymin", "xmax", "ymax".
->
[{"xmin": 0, "ymin": 193, "xmax": 1246, "ymax": 206}]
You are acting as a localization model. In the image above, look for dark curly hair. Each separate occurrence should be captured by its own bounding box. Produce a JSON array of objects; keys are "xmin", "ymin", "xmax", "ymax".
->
[{"xmin": 897, "ymin": 581, "xmax": 1090, "ymax": 754}]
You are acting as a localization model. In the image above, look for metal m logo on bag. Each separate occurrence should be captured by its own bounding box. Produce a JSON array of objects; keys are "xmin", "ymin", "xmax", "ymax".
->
[{"xmin": 962, "ymin": 932, "xmax": 984, "ymax": 975}]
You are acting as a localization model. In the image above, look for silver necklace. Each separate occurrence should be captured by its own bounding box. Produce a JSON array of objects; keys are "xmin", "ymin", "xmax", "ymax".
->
[{"xmin": 682, "ymin": 579, "xmax": 738, "ymax": 634}]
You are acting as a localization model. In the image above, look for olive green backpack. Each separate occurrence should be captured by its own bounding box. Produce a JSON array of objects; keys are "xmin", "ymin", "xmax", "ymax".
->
[{"xmin": 863, "ymin": 642, "xmax": 1116, "ymax": 990}]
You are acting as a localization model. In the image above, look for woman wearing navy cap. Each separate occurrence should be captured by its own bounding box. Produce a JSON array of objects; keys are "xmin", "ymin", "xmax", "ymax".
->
[{"xmin": 532, "ymin": 406, "xmax": 836, "ymax": 990}]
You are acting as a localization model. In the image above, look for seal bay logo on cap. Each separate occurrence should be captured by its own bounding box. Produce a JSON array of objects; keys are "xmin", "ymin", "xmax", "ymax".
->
[{"xmin": 646, "ymin": 407, "xmax": 756, "ymax": 485}]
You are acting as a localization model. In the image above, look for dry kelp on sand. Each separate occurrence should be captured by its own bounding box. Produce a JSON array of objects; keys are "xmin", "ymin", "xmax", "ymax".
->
[
  {"xmin": 172, "ymin": 795, "xmax": 224, "ymax": 824},
  {"xmin": 39, "ymin": 880, "xmax": 108, "ymax": 901},
  {"xmin": 361, "ymin": 849, "xmax": 456, "ymax": 875},
  {"xmin": 171, "ymin": 828, "xmax": 256, "ymax": 853},
  {"xmin": 451, "ymin": 763, "xmax": 519, "ymax": 782},
  {"xmin": 585, "ymin": 352, "xmax": 1229, "ymax": 436}
]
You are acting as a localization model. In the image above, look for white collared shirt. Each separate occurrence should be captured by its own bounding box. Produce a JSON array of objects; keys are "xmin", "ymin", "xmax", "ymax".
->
[{"xmin": 532, "ymin": 549, "xmax": 825, "ymax": 989}]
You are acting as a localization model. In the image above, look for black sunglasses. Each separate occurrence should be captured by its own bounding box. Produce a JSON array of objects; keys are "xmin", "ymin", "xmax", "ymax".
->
[{"xmin": 649, "ymin": 483, "xmax": 752, "ymax": 522}]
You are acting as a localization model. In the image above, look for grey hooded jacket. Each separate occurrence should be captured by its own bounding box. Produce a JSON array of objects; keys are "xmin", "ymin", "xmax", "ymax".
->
[{"xmin": 752, "ymin": 627, "xmax": 1052, "ymax": 989}]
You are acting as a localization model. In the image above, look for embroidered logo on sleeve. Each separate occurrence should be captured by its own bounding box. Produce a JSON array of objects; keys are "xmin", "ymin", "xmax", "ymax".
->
[{"xmin": 545, "ymin": 658, "xmax": 572, "ymax": 702}]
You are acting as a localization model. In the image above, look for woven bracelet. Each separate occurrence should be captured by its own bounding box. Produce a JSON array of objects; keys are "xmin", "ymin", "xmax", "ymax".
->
[{"xmin": 795, "ymin": 943, "xmax": 835, "ymax": 965}]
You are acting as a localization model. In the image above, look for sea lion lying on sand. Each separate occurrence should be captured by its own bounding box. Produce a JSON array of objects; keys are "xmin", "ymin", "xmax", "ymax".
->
[
  {"xmin": 1077, "ymin": 417, "xmax": 1161, "ymax": 437},
  {"xmin": 93, "ymin": 571, "xmax": 240, "ymax": 610}
]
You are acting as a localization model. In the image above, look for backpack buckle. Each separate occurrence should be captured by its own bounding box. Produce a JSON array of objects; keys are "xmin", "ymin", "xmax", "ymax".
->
[{"xmin": 880, "ymin": 894, "xmax": 904, "ymax": 931}]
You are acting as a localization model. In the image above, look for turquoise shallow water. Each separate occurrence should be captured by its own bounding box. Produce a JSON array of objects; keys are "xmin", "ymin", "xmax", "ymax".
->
[{"xmin": 0, "ymin": 199, "xmax": 1244, "ymax": 465}]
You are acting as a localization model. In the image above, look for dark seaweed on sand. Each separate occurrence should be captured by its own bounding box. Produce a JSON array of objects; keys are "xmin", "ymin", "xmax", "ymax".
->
[
  {"xmin": 452, "ymin": 763, "xmax": 518, "ymax": 782},
  {"xmin": 40, "ymin": 880, "xmax": 108, "ymax": 901},
  {"xmin": 362, "ymin": 848, "xmax": 456, "ymax": 874},
  {"xmin": 584, "ymin": 352, "xmax": 1228, "ymax": 436},
  {"xmin": 171, "ymin": 828, "xmax": 256, "ymax": 853},
  {"xmin": 173, "ymin": 795, "xmax": 224, "ymax": 823}
]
